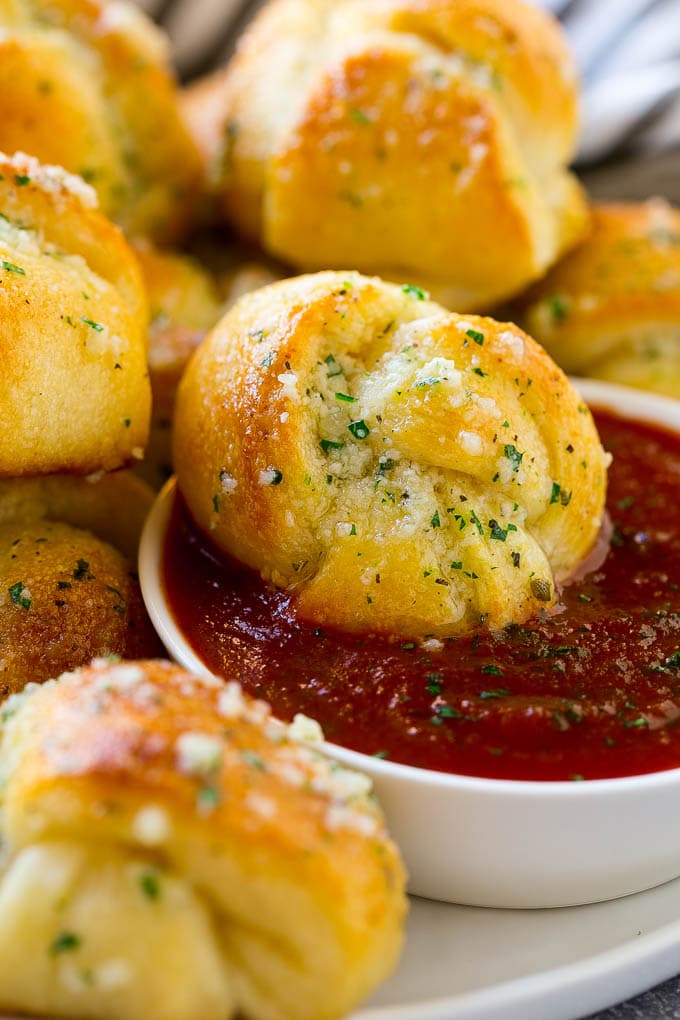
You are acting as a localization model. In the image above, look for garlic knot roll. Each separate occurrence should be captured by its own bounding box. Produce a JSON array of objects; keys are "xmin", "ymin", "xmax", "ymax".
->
[
  {"xmin": 0, "ymin": 0, "xmax": 201, "ymax": 241},
  {"xmin": 0, "ymin": 473, "xmax": 162, "ymax": 696},
  {"xmin": 174, "ymin": 271, "xmax": 609, "ymax": 638},
  {"xmin": 0, "ymin": 659, "xmax": 407, "ymax": 1020},
  {"xmin": 184, "ymin": 0, "xmax": 588, "ymax": 309},
  {"xmin": 0, "ymin": 152, "xmax": 150, "ymax": 475},
  {"xmin": 515, "ymin": 201, "xmax": 680, "ymax": 398}
]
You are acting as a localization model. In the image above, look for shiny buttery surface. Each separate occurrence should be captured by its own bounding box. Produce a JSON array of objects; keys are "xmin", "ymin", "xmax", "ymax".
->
[{"xmin": 163, "ymin": 410, "xmax": 680, "ymax": 782}]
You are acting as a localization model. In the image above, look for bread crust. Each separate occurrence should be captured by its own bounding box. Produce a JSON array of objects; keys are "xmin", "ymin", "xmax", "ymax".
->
[
  {"xmin": 186, "ymin": 0, "xmax": 588, "ymax": 309},
  {"xmin": 174, "ymin": 271, "xmax": 609, "ymax": 637},
  {"xmin": 133, "ymin": 240, "xmax": 282, "ymax": 488},
  {"xmin": 0, "ymin": 0, "xmax": 202, "ymax": 242},
  {"xmin": 0, "ymin": 659, "xmax": 407, "ymax": 1020},
  {"xmin": 0, "ymin": 472, "xmax": 161, "ymax": 696},
  {"xmin": 514, "ymin": 201, "xmax": 680, "ymax": 397},
  {"xmin": 0, "ymin": 153, "xmax": 150, "ymax": 475}
]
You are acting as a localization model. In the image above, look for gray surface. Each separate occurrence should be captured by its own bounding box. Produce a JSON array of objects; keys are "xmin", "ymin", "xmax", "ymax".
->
[{"xmin": 588, "ymin": 974, "xmax": 680, "ymax": 1019}]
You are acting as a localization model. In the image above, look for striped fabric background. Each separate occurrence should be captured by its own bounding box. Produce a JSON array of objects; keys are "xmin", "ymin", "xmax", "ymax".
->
[{"xmin": 136, "ymin": 0, "xmax": 680, "ymax": 177}]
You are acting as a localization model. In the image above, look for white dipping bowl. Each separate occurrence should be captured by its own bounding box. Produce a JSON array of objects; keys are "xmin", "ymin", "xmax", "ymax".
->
[{"xmin": 140, "ymin": 378, "xmax": 680, "ymax": 909}]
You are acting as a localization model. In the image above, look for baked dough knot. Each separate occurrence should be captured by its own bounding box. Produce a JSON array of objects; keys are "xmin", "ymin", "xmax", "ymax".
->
[
  {"xmin": 0, "ymin": 0, "xmax": 201, "ymax": 241},
  {"xmin": 0, "ymin": 658, "xmax": 407, "ymax": 1020},
  {"xmin": 515, "ymin": 200, "xmax": 680, "ymax": 399},
  {"xmin": 0, "ymin": 473, "xmax": 162, "ymax": 696},
  {"xmin": 191, "ymin": 0, "xmax": 588, "ymax": 308},
  {"xmin": 174, "ymin": 271, "xmax": 609, "ymax": 637},
  {"xmin": 0, "ymin": 151, "xmax": 150, "ymax": 475}
]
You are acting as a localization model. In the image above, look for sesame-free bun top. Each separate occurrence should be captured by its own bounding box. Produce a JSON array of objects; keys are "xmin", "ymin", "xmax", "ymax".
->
[
  {"xmin": 184, "ymin": 0, "xmax": 588, "ymax": 309},
  {"xmin": 0, "ymin": 152, "xmax": 150, "ymax": 476},
  {"xmin": 0, "ymin": 0, "xmax": 201, "ymax": 242},
  {"xmin": 0, "ymin": 659, "xmax": 406, "ymax": 1020},
  {"xmin": 174, "ymin": 271, "xmax": 609, "ymax": 638},
  {"xmin": 514, "ymin": 201, "xmax": 680, "ymax": 398},
  {"xmin": 0, "ymin": 472, "xmax": 162, "ymax": 696}
]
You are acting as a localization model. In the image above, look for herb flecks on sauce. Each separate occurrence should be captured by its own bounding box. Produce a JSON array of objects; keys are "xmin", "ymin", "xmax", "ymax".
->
[{"xmin": 164, "ymin": 412, "xmax": 680, "ymax": 782}]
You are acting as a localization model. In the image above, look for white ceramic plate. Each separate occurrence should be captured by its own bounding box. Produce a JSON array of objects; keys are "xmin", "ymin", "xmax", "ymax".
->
[{"xmin": 355, "ymin": 879, "xmax": 680, "ymax": 1020}]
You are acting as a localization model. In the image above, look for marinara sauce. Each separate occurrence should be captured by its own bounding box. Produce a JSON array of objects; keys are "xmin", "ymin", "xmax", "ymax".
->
[{"xmin": 163, "ymin": 410, "xmax": 680, "ymax": 781}]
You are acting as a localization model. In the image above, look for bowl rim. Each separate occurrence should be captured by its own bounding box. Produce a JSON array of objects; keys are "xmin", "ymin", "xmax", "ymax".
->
[{"xmin": 139, "ymin": 376, "xmax": 680, "ymax": 799}]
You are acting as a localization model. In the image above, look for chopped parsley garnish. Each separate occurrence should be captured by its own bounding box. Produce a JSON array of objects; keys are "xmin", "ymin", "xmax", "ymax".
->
[
  {"xmin": 140, "ymin": 871, "xmax": 161, "ymax": 901},
  {"xmin": 1, "ymin": 260, "xmax": 25, "ymax": 275},
  {"xmin": 548, "ymin": 295, "xmax": 569, "ymax": 323},
  {"xmin": 14, "ymin": 174, "xmax": 30, "ymax": 187},
  {"xmin": 349, "ymin": 107, "xmax": 371, "ymax": 125},
  {"xmin": 261, "ymin": 352, "xmax": 275, "ymax": 368},
  {"xmin": 8, "ymin": 581, "xmax": 30, "ymax": 610},
  {"xmin": 431, "ymin": 704, "xmax": 461, "ymax": 725},
  {"xmin": 402, "ymin": 284, "xmax": 428, "ymax": 300},
  {"xmin": 50, "ymin": 932, "xmax": 81, "ymax": 955},
  {"xmin": 431, "ymin": 510, "xmax": 441, "ymax": 529},
  {"xmin": 472, "ymin": 367, "xmax": 487, "ymax": 377},
  {"xmin": 242, "ymin": 750, "xmax": 266, "ymax": 771},
  {"xmin": 197, "ymin": 785, "xmax": 221, "ymax": 812},
  {"xmin": 550, "ymin": 482, "xmax": 572, "ymax": 507},
  {"xmin": 652, "ymin": 651, "xmax": 680, "ymax": 673},
  {"xmin": 426, "ymin": 672, "xmax": 443, "ymax": 696},
  {"xmin": 347, "ymin": 419, "xmax": 370, "ymax": 440},
  {"xmin": 504, "ymin": 444, "xmax": 523, "ymax": 472},
  {"xmin": 335, "ymin": 392, "xmax": 357, "ymax": 403},
  {"xmin": 466, "ymin": 328, "xmax": 484, "ymax": 345},
  {"xmin": 81, "ymin": 317, "xmax": 104, "ymax": 332},
  {"xmin": 488, "ymin": 519, "xmax": 508, "ymax": 542},
  {"xmin": 479, "ymin": 687, "xmax": 511, "ymax": 698},
  {"xmin": 480, "ymin": 664, "xmax": 504, "ymax": 677},
  {"xmin": 469, "ymin": 510, "xmax": 484, "ymax": 535},
  {"xmin": 320, "ymin": 438, "xmax": 344, "ymax": 453},
  {"xmin": 325, "ymin": 354, "xmax": 343, "ymax": 377}
]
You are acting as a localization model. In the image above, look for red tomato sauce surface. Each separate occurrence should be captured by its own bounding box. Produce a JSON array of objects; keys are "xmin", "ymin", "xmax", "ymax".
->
[{"xmin": 163, "ymin": 410, "xmax": 680, "ymax": 781}]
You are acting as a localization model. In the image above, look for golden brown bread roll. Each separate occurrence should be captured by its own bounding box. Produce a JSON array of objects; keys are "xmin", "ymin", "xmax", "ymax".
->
[
  {"xmin": 134, "ymin": 239, "xmax": 282, "ymax": 488},
  {"xmin": 0, "ymin": 659, "xmax": 407, "ymax": 1020},
  {"xmin": 133, "ymin": 241, "xmax": 224, "ymax": 488},
  {"xmin": 0, "ymin": 471, "xmax": 154, "ymax": 561},
  {"xmin": 0, "ymin": 473, "xmax": 162, "ymax": 696},
  {"xmin": 183, "ymin": 0, "xmax": 588, "ymax": 310},
  {"xmin": 0, "ymin": 0, "xmax": 201, "ymax": 242},
  {"xmin": 174, "ymin": 271, "xmax": 609, "ymax": 637},
  {"xmin": 0, "ymin": 152, "xmax": 150, "ymax": 476},
  {"xmin": 513, "ymin": 200, "xmax": 680, "ymax": 398}
]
